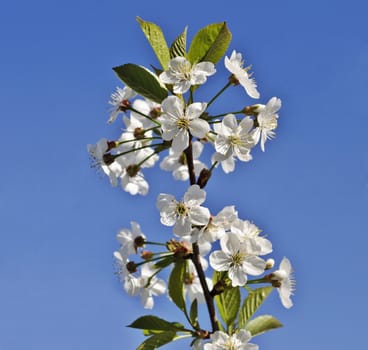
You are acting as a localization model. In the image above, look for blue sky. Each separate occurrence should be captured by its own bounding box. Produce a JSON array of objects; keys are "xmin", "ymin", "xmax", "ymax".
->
[{"xmin": 1, "ymin": 0, "xmax": 367, "ymax": 349}]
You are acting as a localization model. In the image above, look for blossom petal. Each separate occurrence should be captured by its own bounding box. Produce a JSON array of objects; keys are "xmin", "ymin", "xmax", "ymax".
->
[
  {"xmin": 171, "ymin": 128, "xmax": 189, "ymax": 153},
  {"xmin": 239, "ymin": 75, "xmax": 260, "ymax": 99},
  {"xmin": 173, "ymin": 216, "xmax": 192, "ymax": 236},
  {"xmin": 222, "ymin": 114, "xmax": 238, "ymax": 136},
  {"xmin": 209, "ymin": 251, "xmax": 231, "ymax": 271},
  {"xmin": 229, "ymin": 265, "xmax": 248, "ymax": 286},
  {"xmin": 190, "ymin": 206, "xmax": 210, "ymax": 226},
  {"xmin": 184, "ymin": 184, "xmax": 206, "ymax": 205},
  {"xmin": 161, "ymin": 96, "xmax": 183, "ymax": 118},
  {"xmin": 174, "ymin": 80, "xmax": 191, "ymax": 94},
  {"xmin": 186, "ymin": 102, "xmax": 207, "ymax": 120},
  {"xmin": 189, "ymin": 118, "xmax": 210, "ymax": 138},
  {"xmin": 242, "ymin": 255, "xmax": 266, "ymax": 276},
  {"xmin": 193, "ymin": 61, "xmax": 216, "ymax": 76}
]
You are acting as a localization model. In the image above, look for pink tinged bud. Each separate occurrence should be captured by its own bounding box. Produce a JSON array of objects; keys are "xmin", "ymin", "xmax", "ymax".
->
[{"xmin": 141, "ymin": 251, "xmax": 154, "ymax": 260}]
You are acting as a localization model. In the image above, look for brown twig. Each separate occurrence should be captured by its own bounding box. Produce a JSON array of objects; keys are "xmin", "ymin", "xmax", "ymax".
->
[{"xmin": 185, "ymin": 134, "xmax": 219, "ymax": 333}]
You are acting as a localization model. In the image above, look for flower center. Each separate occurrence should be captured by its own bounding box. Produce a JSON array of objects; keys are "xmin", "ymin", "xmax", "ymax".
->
[
  {"xmin": 259, "ymin": 117, "xmax": 278, "ymax": 130},
  {"xmin": 176, "ymin": 202, "xmax": 189, "ymax": 217},
  {"xmin": 230, "ymin": 251, "xmax": 245, "ymax": 267},
  {"xmin": 176, "ymin": 117, "xmax": 190, "ymax": 130},
  {"xmin": 228, "ymin": 135, "xmax": 242, "ymax": 147},
  {"xmin": 225, "ymin": 339, "xmax": 238, "ymax": 350},
  {"xmin": 176, "ymin": 61, "xmax": 192, "ymax": 81}
]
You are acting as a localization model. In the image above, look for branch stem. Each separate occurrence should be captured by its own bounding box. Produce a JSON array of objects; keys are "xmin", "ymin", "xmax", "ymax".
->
[{"xmin": 185, "ymin": 133, "xmax": 219, "ymax": 333}]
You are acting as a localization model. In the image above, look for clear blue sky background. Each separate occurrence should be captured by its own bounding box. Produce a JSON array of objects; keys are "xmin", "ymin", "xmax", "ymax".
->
[{"xmin": 1, "ymin": 0, "xmax": 367, "ymax": 349}]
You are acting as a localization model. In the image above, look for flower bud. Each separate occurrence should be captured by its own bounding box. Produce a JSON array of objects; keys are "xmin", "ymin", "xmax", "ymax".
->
[
  {"xmin": 141, "ymin": 250, "xmax": 154, "ymax": 260},
  {"xmin": 242, "ymin": 104, "xmax": 263, "ymax": 116},
  {"xmin": 265, "ymin": 258, "xmax": 275, "ymax": 270},
  {"xmin": 149, "ymin": 106, "xmax": 161, "ymax": 119},
  {"xmin": 197, "ymin": 168, "xmax": 212, "ymax": 189},
  {"xmin": 133, "ymin": 127, "xmax": 145, "ymax": 140}
]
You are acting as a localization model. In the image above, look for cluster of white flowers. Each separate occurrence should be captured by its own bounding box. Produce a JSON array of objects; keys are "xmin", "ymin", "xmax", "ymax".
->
[
  {"xmin": 89, "ymin": 19, "xmax": 294, "ymax": 349},
  {"xmin": 113, "ymin": 187, "xmax": 295, "ymax": 313},
  {"xmin": 114, "ymin": 222, "xmax": 166, "ymax": 309},
  {"xmin": 88, "ymin": 50, "xmax": 281, "ymax": 197}
]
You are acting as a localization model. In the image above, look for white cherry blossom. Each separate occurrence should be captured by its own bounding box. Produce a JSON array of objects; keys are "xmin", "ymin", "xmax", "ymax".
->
[
  {"xmin": 199, "ymin": 206, "xmax": 238, "ymax": 244},
  {"xmin": 204, "ymin": 329, "xmax": 258, "ymax": 350},
  {"xmin": 209, "ymin": 233, "xmax": 266, "ymax": 287},
  {"xmin": 252, "ymin": 97, "xmax": 282, "ymax": 151},
  {"xmin": 138, "ymin": 263, "xmax": 167, "ymax": 309},
  {"xmin": 117, "ymin": 148, "xmax": 158, "ymax": 196},
  {"xmin": 116, "ymin": 221, "xmax": 146, "ymax": 256},
  {"xmin": 160, "ymin": 56, "xmax": 216, "ymax": 94},
  {"xmin": 114, "ymin": 253, "xmax": 166, "ymax": 309},
  {"xmin": 225, "ymin": 50, "xmax": 260, "ymax": 99},
  {"xmin": 113, "ymin": 251, "xmax": 141, "ymax": 296},
  {"xmin": 108, "ymin": 86, "xmax": 136, "ymax": 123},
  {"xmin": 157, "ymin": 185, "xmax": 210, "ymax": 237},
  {"xmin": 271, "ymin": 257, "xmax": 295, "ymax": 309},
  {"xmin": 214, "ymin": 114, "xmax": 255, "ymax": 162},
  {"xmin": 87, "ymin": 138, "xmax": 123, "ymax": 186},
  {"xmin": 159, "ymin": 96, "xmax": 209, "ymax": 153},
  {"xmin": 231, "ymin": 219, "xmax": 272, "ymax": 255}
]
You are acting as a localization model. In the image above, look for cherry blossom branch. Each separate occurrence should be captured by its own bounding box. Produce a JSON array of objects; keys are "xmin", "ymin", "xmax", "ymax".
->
[
  {"xmin": 191, "ymin": 242, "xmax": 219, "ymax": 333},
  {"xmin": 185, "ymin": 133, "xmax": 219, "ymax": 333},
  {"xmin": 184, "ymin": 135, "xmax": 196, "ymax": 186}
]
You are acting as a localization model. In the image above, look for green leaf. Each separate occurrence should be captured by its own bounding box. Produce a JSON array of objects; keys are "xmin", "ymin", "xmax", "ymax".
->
[
  {"xmin": 128, "ymin": 315, "xmax": 184, "ymax": 332},
  {"xmin": 136, "ymin": 17, "xmax": 170, "ymax": 70},
  {"xmin": 113, "ymin": 64, "xmax": 168, "ymax": 103},
  {"xmin": 153, "ymin": 256, "xmax": 174, "ymax": 269},
  {"xmin": 188, "ymin": 22, "xmax": 232, "ymax": 64},
  {"xmin": 245, "ymin": 315, "xmax": 283, "ymax": 336},
  {"xmin": 170, "ymin": 26, "xmax": 187, "ymax": 59},
  {"xmin": 136, "ymin": 331, "xmax": 177, "ymax": 350},
  {"xmin": 238, "ymin": 286, "xmax": 273, "ymax": 328},
  {"xmin": 142, "ymin": 329, "xmax": 165, "ymax": 336},
  {"xmin": 215, "ymin": 286, "xmax": 240, "ymax": 328},
  {"xmin": 168, "ymin": 261, "xmax": 187, "ymax": 312},
  {"xmin": 189, "ymin": 298, "xmax": 198, "ymax": 328}
]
